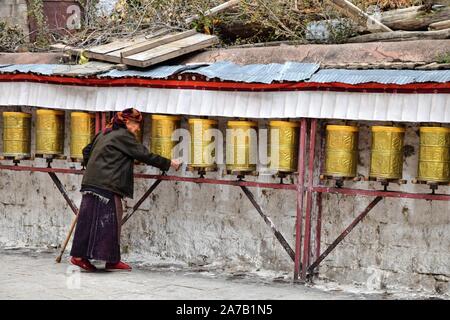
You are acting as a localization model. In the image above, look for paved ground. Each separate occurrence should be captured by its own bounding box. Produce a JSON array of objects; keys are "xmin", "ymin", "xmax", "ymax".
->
[{"xmin": 0, "ymin": 249, "xmax": 381, "ymax": 300}]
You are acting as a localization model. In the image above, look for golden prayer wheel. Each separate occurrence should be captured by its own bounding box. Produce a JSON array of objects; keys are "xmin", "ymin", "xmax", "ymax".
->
[
  {"xmin": 188, "ymin": 118, "xmax": 218, "ymax": 170},
  {"xmin": 268, "ymin": 121, "xmax": 299, "ymax": 173},
  {"xmin": 417, "ymin": 126, "xmax": 450, "ymax": 183},
  {"xmin": 2, "ymin": 112, "xmax": 32, "ymax": 158},
  {"xmin": 150, "ymin": 114, "xmax": 181, "ymax": 159},
  {"xmin": 70, "ymin": 112, "xmax": 95, "ymax": 160},
  {"xmin": 369, "ymin": 126, "xmax": 405, "ymax": 180},
  {"xmin": 226, "ymin": 120, "xmax": 258, "ymax": 173},
  {"xmin": 35, "ymin": 109, "xmax": 65, "ymax": 156},
  {"xmin": 323, "ymin": 125, "xmax": 359, "ymax": 178}
]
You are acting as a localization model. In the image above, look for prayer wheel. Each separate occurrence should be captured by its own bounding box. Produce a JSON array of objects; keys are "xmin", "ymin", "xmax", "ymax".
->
[
  {"xmin": 369, "ymin": 126, "xmax": 405, "ymax": 180},
  {"xmin": 188, "ymin": 118, "xmax": 218, "ymax": 170},
  {"xmin": 70, "ymin": 112, "xmax": 95, "ymax": 160},
  {"xmin": 2, "ymin": 112, "xmax": 32, "ymax": 158},
  {"xmin": 150, "ymin": 114, "xmax": 181, "ymax": 159},
  {"xmin": 226, "ymin": 120, "xmax": 258, "ymax": 173},
  {"xmin": 323, "ymin": 125, "xmax": 359, "ymax": 178},
  {"xmin": 35, "ymin": 109, "xmax": 65, "ymax": 156},
  {"xmin": 417, "ymin": 127, "xmax": 450, "ymax": 183},
  {"xmin": 268, "ymin": 121, "xmax": 299, "ymax": 173}
]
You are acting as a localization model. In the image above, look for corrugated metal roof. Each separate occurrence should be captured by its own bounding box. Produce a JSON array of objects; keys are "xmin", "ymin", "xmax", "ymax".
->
[
  {"xmin": 0, "ymin": 61, "xmax": 449, "ymax": 85},
  {"xmin": 183, "ymin": 61, "xmax": 320, "ymax": 84},
  {"xmin": 100, "ymin": 64, "xmax": 205, "ymax": 78},
  {"xmin": 0, "ymin": 64, "xmax": 60, "ymax": 75},
  {"xmin": 308, "ymin": 69, "xmax": 450, "ymax": 85}
]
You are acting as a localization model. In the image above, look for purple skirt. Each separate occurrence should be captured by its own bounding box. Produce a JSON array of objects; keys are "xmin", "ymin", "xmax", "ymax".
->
[{"xmin": 70, "ymin": 189, "xmax": 123, "ymax": 263}]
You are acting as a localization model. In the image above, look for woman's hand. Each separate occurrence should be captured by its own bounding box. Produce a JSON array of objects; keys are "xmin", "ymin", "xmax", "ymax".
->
[{"xmin": 170, "ymin": 159, "xmax": 182, "ymax": 171}]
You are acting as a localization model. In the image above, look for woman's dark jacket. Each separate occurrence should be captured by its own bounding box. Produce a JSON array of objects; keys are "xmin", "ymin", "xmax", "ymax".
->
[{"xmin": 81, "ymin": 127, "xmax": 171, "ymax": 198}]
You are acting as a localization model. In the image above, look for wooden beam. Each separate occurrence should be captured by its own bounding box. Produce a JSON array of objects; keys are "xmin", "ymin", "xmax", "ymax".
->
[
  {"xmin": 381, "ymin": 5, "xmax": 450, "ymax": 31},
  {"xmin": 120, "ymin": 30, "xmax": 197, "ymax": 58},
  {"xmin": 348, "ymin": 27, "xmax": 450, "ymax": 43},
  {"xmin": 429, "ymin": 19, "xmax": 450, "ymax": 30},
  {"xmin": 326, "ymin": 0, "xmax": 392, "ymax": 33},
  {"xmin": 122, "ymin": 34, "xmax": 218, "ymax": 68}
]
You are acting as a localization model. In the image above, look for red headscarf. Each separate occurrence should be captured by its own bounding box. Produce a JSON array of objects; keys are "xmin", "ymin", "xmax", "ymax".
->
[{"xmin": 104, "ymin": 108, "xmax": 142, "ymax": 134}]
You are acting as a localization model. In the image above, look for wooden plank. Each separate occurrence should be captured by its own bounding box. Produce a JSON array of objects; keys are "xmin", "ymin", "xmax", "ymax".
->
[
  {"xmin": 84, "ymin": 30, "xmax": 199, "ymax": 64},
  {"xmin": 429, "ymin": 19, "xmax": 450, "ymax": 30},
  {"xmin": 120, "ymin": 29, "xmax": 197, "ymax": 58},
  {"xmin": 381, "ymin": 5, "xmax": 450, "ymax": 31},
  {"xmin": 122, "ymin": 34, "xmax": 218, "ymax": 68},
  {"xmin": 348, "ymin": 28, "xmax": 450, "ymax": 43},
  {"xmin": 326, "ymin": 0, "xmax": 392, "ymax": 33},
  {"xmin": 85, "ymin": 36, "xmax": 147, "ymax": 56}
]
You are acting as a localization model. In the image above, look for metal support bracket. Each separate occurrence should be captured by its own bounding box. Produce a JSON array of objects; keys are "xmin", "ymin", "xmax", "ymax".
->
[
  {"xmin": 240, "ymin": 185, "xmax": 296, "ymax": 262},
  {"xmin": 307, "ymin": 196, "xmax": 383, "ymax": 278}
]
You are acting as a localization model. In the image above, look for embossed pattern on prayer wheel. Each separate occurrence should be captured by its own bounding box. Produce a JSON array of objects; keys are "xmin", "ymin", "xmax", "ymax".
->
[
  {"xmin": 35, "ymin": 109, "xmax": 65, "ymax": 155},
  {"xmin": 150, "ymin": 114, "xmax": 181, "ymax": 159},
  {"xmin": 370, "ymin": 126, "xmax": 405, "ymax": 180},
  {"xmin": 188, "ymin": 118, "xmax": 218, "ymax": 170},
  {"xmin": 70, "ymin": 112, "xmax": 94, "ymax": 160},
  {"xmin": 268, "ymin": 121, "xmax": 299, "ymax": 173},
  {"xmin": 2, "ymin": 112, "xmax": 32, "ymax": 158},
  {"xmin": 417, "ymin": 127, "xmax": 450, "ymax": 183},
  {"xmin": 226, "ymin": 121, "xmax": 258, "ymax": 173},
  {"xmin": 323, "ymin": 125, "xmax": 359, "ymax": 178}
]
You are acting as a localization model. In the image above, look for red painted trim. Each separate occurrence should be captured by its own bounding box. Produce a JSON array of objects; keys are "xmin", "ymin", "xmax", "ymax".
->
[{"xmin": 0, "ymin": 73, "xmax": 449, "ymax": 94}]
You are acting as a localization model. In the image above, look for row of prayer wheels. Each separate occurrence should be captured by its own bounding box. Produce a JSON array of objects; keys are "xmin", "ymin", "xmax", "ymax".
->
[
  {"xmin": 151, "ymin": 116, "xmax": 300, "ymax": 173},
  {"xmin": 323, "ymin": 125, "xmax": 450, "ymax": 183},
  {"xmin": 2, "ymin": 110, "xmax": 449, "ymax": 183},
  {"xmin": 1, "ymin": 110, "xmax": 300, "ymax": 172},
  {"xmin": 2, "ymin": 110, "xmax": 93, "ymax": 160}
]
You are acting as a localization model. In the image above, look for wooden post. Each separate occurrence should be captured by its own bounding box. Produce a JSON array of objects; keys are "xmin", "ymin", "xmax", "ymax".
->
[{"xmin": 326, "ymin": 0, "xmax": 392, "ymax": 32}]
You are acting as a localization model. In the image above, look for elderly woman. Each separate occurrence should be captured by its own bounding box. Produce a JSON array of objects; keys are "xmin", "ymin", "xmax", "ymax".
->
[{"xmin": 70, "ymin": 108, "xmax": 181, "ymax": 272}]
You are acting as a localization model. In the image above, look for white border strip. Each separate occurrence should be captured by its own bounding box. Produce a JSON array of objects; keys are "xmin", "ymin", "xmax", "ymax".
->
[{"xmin": 0, "ymin": 82, "xmax": 449, "ymax": 123}]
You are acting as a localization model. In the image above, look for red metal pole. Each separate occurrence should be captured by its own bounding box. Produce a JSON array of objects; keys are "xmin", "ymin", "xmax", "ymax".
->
[
  {"xmin": 0, "ymin": 164, "xmax": 297, "ymax": 190},
  {"xmin": 315, "ymin": 122, "xmax": 326, "ymax": 266},
  {"xmin": 307, "ymin": 196, "xmax": 383, "ymax": 274},
  {"xmin": 95, "ymin": 112, "xmax": 101, "ymax": 134},
  {"xmin": 301, "ymin": 118, "xmax": 317, "ymax": 280},
  {"xmin": 315, "ymin": 193, "xmax": 323, "ymax": 261},
  {"xmin": 294, "ymin": 118, "xmax": 307, "ymax": 280},
  {"xmin": 101, "ymin": 112, "xmax": 107, "ymax": 131},
  {"xmin": 313, "ymin": 186, "xmax": 450, "ymax": 201}
]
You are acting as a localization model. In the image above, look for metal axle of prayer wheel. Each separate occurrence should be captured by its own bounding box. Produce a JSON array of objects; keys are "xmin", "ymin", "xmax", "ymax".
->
[
  {"xmin": 368, "ymin": 126, "xmax": 406, "ymax": 186},
  {"xmin": 70, "ymin": 112, "xmax": 95, "ymax": 162},
  {"xmin": 414, "ymin": 126, "xmax": 450, "ymax": 190},
  {"xmin": 226, "ymin": 120, "xmax": 258, "ymax": 178},
  {"xmin": 150, "ymin": 114, "xmax": 181, "ymax": 160},
  {"xmin": 35, "ymin": 109, "xmax": 65, "ymax": 160},
  {"xmin": 187, "ymin": 118, "xmax": 218, "ymax": 175},
  {"xmin": 321, "ymin": 124, "xmax": 359, "ymax": 187},
  {"xmin": 268, "ymin": 120, "xmax": 300, "ymax": 177},
  {"xmin": 2, "ymin": 112, "xmax": 32, "ymax": 163}
]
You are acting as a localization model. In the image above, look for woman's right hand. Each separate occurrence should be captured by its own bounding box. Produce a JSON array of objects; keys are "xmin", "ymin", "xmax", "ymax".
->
[{"xmin": 170, "ymin": 159, "xmax": 182, "ymax": 171}]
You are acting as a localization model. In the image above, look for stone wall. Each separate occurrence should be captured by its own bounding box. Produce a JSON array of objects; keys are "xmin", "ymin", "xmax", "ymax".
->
[
  {"xmin": 0, "ymin": 107, "xmax": 448, "ymax": 296},
  {"xmin": 0, "ymin": 0, "xmax": 29, "ymax": 35}
]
